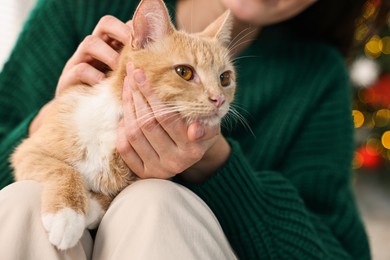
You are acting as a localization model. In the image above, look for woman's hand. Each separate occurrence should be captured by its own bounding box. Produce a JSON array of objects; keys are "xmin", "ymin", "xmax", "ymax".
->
[
  {"xmin": 56, "ymin": 15, "xmax": 131, "ymax": 95},
  {"xmin": 117, "ymin": 64, "xmax": 231, "ymax": 182},
  {"xmin": 29, "ymin": 16, "xmax": 132, "ymax": 135},
  {"xmin": 221, "ymin": 0, "xmax": 317, "ymax": 26}
]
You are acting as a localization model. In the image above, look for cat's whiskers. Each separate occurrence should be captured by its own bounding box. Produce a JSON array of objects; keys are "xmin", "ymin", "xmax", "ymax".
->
[
  {"xmin": 231, "ymin": 55, "xmax": 260, "ymax": 64},
  {"xmin": 231, "ymin": 55, "xmax": 259, "ymax": 62},
  {"xmin": 136, "ymin": 105, "xmax": 179, "ymax": 123},
  {"xmin": 228, "ymin": 27, "xmax": 255, "ymax": 50},
  {"xmin": 221, "ymin": 113, "xmax": 235, "ymax": 132},
  {"xmin": 134, "ymin": 101, "xmax": 205, "ymax": 128},
  {"xmin": 169, "ymin": 102, "xmax": 215, "ymax": 117},
  {"xmin": 226, "ymin": 27, "xmax": 258, "ymax": 57},
  {"xmin": 227, "ymin": 39, "xmax": 257, "ymax": 59},
  {"xmin": 135, "ymin": 108, "xmax": 181, "ymax": 131},
  {"xmin": 223, "ymin": 104, "xmax": 255, "ymax": 137},
  {"xmin": 132, "ymin": 100, "xmax": 251, "ymax": 134},
  {"xmin": 159, "ymin": 101, "xmax": 224, "ymax": 126}
]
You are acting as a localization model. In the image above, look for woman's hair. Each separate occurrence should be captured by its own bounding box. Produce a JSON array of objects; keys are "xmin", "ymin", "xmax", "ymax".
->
[{"xmin": 284, "ymin": 0, "xmax": 389, "ymax": 57}]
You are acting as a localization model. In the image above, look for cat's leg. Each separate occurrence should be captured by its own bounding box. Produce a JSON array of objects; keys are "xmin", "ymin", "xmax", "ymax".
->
[
  {"xmin": 39, "ymin": 163, "xmax": 89, "ymax": 250},
  {"xmin": 86, "ymin": 191, "xmax": 112, "ymax": 229}
]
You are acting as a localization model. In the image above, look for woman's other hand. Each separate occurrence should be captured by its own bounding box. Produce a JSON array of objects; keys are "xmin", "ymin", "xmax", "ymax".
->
[
  {"xmin": 56, "ymin": 15, "xmax": 131, "ymax": 96},
  {"xmin": 29, "ymin": 16, "xmax": 131, "ymax": 135}
]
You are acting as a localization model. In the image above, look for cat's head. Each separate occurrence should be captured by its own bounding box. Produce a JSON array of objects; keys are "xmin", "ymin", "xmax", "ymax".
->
[{"xmin": 118, "ymin": 0, "xmax": 236, "ymax": 126}]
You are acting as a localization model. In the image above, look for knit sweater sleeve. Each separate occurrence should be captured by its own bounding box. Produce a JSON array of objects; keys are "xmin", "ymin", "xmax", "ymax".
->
[
  {"xmin": 177, "ymin": 47, "xmax": 370, "ymax": 259},
  {"xmin": 0, "ymin": 0, "xmax": 79, "ymax": 189}
]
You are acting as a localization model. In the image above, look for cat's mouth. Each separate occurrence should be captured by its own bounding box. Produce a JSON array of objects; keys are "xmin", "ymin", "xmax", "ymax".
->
[
  {"xmin": 190, "ymin": 114, "xmax": 223, "ymax": 126},
  {"xmin": 181, "ymin": 106, "xmax": 228, "ymax": 126}
]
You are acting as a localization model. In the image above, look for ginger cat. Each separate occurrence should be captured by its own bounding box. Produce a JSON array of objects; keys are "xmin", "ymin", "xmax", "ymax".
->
[{"xmin": 11, "ymin": 0, "xmax": 235, "ymax": 250}]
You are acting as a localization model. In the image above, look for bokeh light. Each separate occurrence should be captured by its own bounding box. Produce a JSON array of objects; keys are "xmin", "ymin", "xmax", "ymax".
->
[
  {"xmin": 352, "ymin": 110, "xmax": 365, "ymax": 128},
  {"xmin": 364, "ymin": 35, "xmax": 383, "ymax": 58},
  {"xmin": 374, "ymin": 109, "xmax": 390, "ymax": 127},
  {"xmin": 355, "ymin": 23, "xmax": 369, "ymax": 42},
  {"xmin": 382, "ymin": 131, "xmax": 390, "ymax": 149},
  {"xmin": 353, "ymin": 151, "xmax": 364, "ymax": 169},
  {"xmin": 381, "ymin": 36, "xmax": 390, "ymax": 54},
  {"xmin": 362, "ymin": 1, "xmax": 376, "ymax": 19}
]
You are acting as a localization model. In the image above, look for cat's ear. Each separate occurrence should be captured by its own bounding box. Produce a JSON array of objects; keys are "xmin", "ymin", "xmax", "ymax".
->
[
  {"xmin": 130, "ymin": 0, "xmax": 174, "ymax": 49},
  {"xmin": 201, "ymin": 10, "xmax": 233, "ymax": 47}
]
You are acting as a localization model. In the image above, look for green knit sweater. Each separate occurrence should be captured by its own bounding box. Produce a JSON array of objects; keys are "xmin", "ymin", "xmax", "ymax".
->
[{"xmin": 0, "ymin": 0, "xmax": 370, "ymax": 259}]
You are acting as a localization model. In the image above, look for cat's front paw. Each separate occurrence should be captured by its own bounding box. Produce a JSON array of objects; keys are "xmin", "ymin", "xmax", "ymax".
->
[
  {"xmin": 42, "ymin": 208, "xmax": 86, "ymax": 250},
  {"xmin": 86, "ymin": 196, "xmax": 105, "ymax": 229}
]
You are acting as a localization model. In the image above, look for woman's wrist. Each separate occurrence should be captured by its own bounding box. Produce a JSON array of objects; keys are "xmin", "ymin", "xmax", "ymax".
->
[{"xmin": 179, "ymin": 135, "xmax": 231, "ymax": 183}]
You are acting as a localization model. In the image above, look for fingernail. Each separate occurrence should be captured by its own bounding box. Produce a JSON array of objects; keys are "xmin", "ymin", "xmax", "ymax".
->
[
  {"xmin": 195, "ymin": 125, "xmax": 205, "ymax": 140},
  {"xmin": 134, "ymin": 70, "xmax": 145, "ymax": 85}
]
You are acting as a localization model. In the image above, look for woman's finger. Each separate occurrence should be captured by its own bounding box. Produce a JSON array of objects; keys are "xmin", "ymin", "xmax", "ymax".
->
[
  {"xmin": 129, "ymin": 69, "xmax": 178, "ymax": 157},
  {"xmin": 55, "ymin": 15, "xmax": 131, "ymax": 98},
  {"xmin": 121, "ymin": 74, "xmax": 161, "ymax": 177},
  {"xmin": 123, "ymin": 66, "xmax": 190, "ymax": 178},
  {"xmin": 58, "ymin": 34, "xmax": 120, "ymax": 95},
  {"xmin": 56, "ymin": 63, "xmax": 105, "ymax": 95},
  {"xmin": 67, "ymin": 35, "xmax": 120, "ymax": 71},
  {"xmin": 187, "ymin": 121, "xmax": 220, "ymax": 142},
  {"xmin": 129, "ymin": 66, "xmax": 190, "ymax": 146},
  {"xmin": 116, "ymin": 119, "xmax": 144, "ymax": 175},
  {"xmin": 92, "ymin": 15, "xmax": 132, "ymax": 45}
]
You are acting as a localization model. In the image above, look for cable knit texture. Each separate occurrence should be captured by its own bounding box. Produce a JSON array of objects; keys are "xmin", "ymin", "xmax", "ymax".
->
[{"xmin": 0, "ymin": 0, "xmax": 370, "ymax": 259}]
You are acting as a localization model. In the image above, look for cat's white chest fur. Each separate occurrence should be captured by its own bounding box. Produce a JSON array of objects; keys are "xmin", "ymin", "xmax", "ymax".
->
[{"xmin": 72, "ymin": 80, "xmax": 122, "ymax": 191}]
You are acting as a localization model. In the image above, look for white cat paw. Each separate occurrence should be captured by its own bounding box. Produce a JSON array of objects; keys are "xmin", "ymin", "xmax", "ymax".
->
[
  {"xmin": 42, "ymin": 208, "xmax": 86, "ymax": 250},
  {"xmin": 86, "ymin": 196, "xmax": 105, "ymax": 229}
]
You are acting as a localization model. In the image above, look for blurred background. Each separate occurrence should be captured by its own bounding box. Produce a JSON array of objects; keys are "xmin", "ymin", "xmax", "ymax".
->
[
  {"xmin": 351, "ymin": 1, "xmax": 390, "ymax": 259},
  {"xmin": 0, "ymin": 0, "xmax": 389, "ymax": 259},
  {"xmin": 0, "ymin": 0, "xmax": 37, "ymax": 70}
]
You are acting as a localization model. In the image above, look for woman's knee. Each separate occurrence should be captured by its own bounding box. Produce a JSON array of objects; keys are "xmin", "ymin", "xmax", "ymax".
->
[
  {"xmin": 112, "ymin": 179, "xmax": 199, "ymax": 212},
  {"xmin": 106, "ymin": 178, "xmax": 219, "ymax": 231},
  {"xmin": 0, "ymin": 180, "xmax": 42, "ymax": 215},
  {"xmin": 95, "ymin": 179, "xmax": 236, "ymax": 260}
]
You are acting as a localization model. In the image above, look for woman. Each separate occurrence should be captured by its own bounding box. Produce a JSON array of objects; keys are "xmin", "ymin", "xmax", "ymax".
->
[{"xmin": 0, "ymin": 0, "xmax": 387, "ymax": 259}]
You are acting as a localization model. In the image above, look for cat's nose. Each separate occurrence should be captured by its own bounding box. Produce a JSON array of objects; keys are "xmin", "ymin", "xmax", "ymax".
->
[{"xmin": 209, "ymin": 95, "xmax": 225, "ymax": 108}]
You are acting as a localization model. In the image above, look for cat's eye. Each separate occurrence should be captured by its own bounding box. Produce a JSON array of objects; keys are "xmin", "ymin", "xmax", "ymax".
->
[
  {"xmin": 175, "ymin": 65, "xmax": 194, "ymax": 81},
  {"xmin": 220, "ymin": 71, "xmax": 231, "ymax": 87}
]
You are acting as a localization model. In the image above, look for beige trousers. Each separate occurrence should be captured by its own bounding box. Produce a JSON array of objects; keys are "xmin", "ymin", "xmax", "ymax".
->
[{"xmin": 0, "ymin": 179, "xmax": 236, "ymax": 260}]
